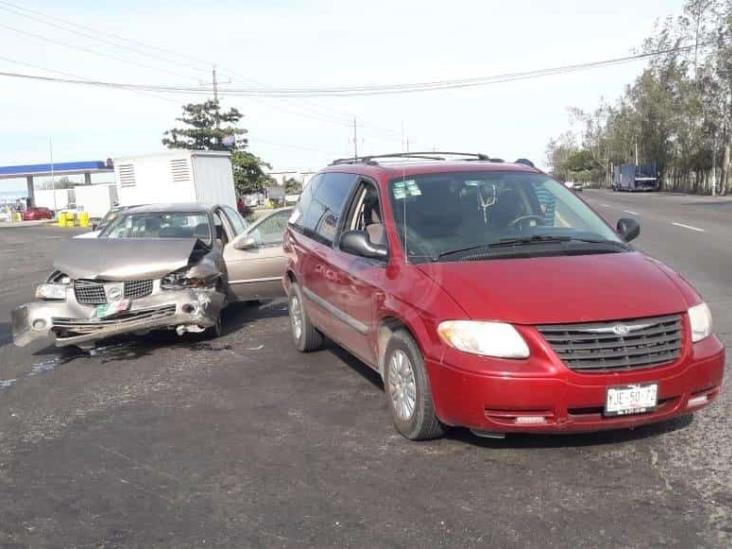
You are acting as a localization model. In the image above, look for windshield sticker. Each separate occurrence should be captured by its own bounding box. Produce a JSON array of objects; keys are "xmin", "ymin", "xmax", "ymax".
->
[{"xmin": 393, "ymin": 180, "xmax": 421, "ymax": 199}]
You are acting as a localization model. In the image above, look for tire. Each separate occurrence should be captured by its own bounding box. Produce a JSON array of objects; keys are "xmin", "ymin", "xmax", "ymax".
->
[
  {"xmin": 383, "ymin": 330, "xmax": 444, "ymax": 440},
  {"xmin": 288, "ymin": 283, "xmax": 323, "ymax": 352}
]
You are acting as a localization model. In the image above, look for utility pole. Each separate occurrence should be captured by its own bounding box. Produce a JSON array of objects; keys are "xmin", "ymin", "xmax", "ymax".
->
[
  {"xmin": 352, "ymin": 117, "xmax": 358, "ymax": 159},
  {"xmin": 50, "ymin": 137, "xmax": 57, "ymax": 213}
]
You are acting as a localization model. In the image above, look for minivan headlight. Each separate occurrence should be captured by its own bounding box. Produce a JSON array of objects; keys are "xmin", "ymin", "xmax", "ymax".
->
[
  {"xmin": 437, "ymin": 320, "xmax": 530, "ymax": 358},
  {"xmin": 688, "ymin": 302, "xmax": 712, "ymax": 342}
]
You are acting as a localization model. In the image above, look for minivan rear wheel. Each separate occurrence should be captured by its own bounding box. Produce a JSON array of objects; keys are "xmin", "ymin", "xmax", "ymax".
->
[
  {"xmin": 288, "ymin": 283, "xmax": 323, "ymax": 352},
  {"xmin": 384, "ymin": 330, "xmax": 444, "ymax": 440}
]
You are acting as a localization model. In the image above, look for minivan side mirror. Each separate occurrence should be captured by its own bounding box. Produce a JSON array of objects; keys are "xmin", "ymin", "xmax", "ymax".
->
[
  {"xmin": 340, "ymin": 230, "xmax": 388, "ymax": 260},
  {"xmin": 616, "ymin": 217, "xmax": 640, "ymax": 242}
]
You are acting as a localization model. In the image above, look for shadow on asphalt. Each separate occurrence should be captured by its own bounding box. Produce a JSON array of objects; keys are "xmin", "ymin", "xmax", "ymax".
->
[{"xmin": 448, "ymin": 414, "xmax": 694, "ymax": 449}]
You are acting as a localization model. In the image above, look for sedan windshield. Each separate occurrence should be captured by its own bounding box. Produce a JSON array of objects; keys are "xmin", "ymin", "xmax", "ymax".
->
[
  {"xmin": 100, "ymin": 211, "xmax": 212, "ymax": 244},
  {"xmin": 389, "ymin": 171, "xmax": 625, "ymax": 262}
]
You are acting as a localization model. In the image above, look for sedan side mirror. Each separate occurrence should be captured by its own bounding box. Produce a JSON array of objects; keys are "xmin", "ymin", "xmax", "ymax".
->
[
  {"xmin": 340, "ymin": 230, "xmax": 388, "ymax": 260},
  {"xmin": 617, "ymin": 217, "xmax": 640, "ymax": 242},
  {"xmin": 234, "ymin": 235, "xmax": 258, "ymax": 250}
]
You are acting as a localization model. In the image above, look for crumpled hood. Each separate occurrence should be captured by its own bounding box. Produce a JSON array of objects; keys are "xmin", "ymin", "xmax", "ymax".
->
[
  {"xmin": 417, "ymin": 251, "xmax": 692, "ymax": 324},
  {"xmin": 54, "ymin": 238, "xmax": 203, "ymax": 281}
]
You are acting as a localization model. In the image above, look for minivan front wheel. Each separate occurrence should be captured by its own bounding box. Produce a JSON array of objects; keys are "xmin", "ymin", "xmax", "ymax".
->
[
  {"xmin": 288, "ymin": 283, "xmax": 323, "ymax": 352},
  {"xmin": 384, "ymin": 330, "xmax": 444, "ymax": 440}
]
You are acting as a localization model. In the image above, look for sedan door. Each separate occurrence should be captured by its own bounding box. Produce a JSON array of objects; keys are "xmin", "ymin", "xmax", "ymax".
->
[{"xmin": 223, "ymin": 208, "xmax": 292, "ymax": 300}]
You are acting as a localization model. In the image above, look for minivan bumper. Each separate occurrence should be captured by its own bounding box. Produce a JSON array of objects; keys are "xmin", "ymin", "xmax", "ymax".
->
[{"xmin": 429, "ymin": 335, "xmax": 724, "ymax": 434}]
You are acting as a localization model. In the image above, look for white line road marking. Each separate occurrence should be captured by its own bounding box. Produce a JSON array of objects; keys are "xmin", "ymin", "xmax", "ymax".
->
[
  {"xmin": 623, "ymin": 209, "xmax": 639, "ymax": 215},
  {"xmin": 671, "ymin": 222, "xmax": 705, "ymax": 232},
  {"xmin": 600, "ymin": 203, "xmax": 611, "ymax": 207}
]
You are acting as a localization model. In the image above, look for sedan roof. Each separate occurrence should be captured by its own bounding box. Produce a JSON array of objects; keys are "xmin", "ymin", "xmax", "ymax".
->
[{"xmin": 122, "ymin": 203, "xmax": 215, "ymax": 215}]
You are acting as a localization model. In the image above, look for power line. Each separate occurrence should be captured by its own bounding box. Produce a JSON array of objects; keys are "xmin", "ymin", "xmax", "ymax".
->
[
  {"xmin": 0, "ymin": 42, "xmax": 704, "ymax": 99},
  {"xmin": 0, "ymin": 22, "xmax": 201, "ymax": 82},
  {"xmin": 211, "ymin": 43, "xmax": 706, "ymax": 96},
  {"xmin": 0, "ymin": 0, "xmax": 402, "ymax": 139},
  {"xmin": 0, "ymin": 0, "xmax": 403, "ymax": 140}
]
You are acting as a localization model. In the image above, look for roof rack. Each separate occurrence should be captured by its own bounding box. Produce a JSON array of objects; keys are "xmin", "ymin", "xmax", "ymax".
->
[{"xmin": 330, "ymin": 151, "xmax": 504, "ymax": 166}]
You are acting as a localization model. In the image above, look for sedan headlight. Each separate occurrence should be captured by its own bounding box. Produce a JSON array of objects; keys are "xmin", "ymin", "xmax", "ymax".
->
[
  {"xmin": 688, "ymin": 302, "xmax": 712, "ymax": 342},
  {"xmin": 35, "ymin": 283, "xmax": 68, "ymax": 300},
  {"xmin": 437, "ymin": 320, "xmax": 530, "ymax": 358}
]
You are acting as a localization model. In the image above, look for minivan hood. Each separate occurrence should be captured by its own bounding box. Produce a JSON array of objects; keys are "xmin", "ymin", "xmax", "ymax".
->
[
  {"xmin": 54, "ymin": 238, "xmax": 204, "ymax": 281},
  {"xmin": 417, "ymin": 252, "xmax": 690, "ymax": 324}
]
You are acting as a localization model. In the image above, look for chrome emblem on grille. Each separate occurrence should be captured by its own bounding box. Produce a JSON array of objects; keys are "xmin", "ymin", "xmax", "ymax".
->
[
  {"xmin": 612, "ymin": 323, "xmax": 631, "ymax": 336},
  {"xmin": 106, "ymin": 286, "xmax": 123, "ymax": 302}
]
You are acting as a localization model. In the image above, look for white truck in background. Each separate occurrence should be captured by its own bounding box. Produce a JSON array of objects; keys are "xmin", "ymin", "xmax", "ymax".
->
[{"xmin": 113, "ymin": 151, "xmax": 237, "ymax": 208}]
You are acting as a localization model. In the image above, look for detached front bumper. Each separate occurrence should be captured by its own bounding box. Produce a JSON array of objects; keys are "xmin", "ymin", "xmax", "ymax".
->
[{"xmin": 12, "ymin": 289, "xmax": 225, "ymax": 348}]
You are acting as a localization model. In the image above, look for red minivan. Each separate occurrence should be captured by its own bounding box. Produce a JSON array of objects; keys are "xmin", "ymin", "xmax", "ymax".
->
[{"xmin": 283, "ymin": 153, "xmax": 724, "ymax": 440}]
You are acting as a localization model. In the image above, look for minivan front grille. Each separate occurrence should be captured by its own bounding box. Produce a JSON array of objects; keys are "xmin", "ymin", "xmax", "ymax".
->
[{"xmin": 537, "ymin": 314, "xmax": 682, "ymax": 372}]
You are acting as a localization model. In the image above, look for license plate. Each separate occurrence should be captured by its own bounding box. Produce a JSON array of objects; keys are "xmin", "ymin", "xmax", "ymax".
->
[
  {"xmin": 605, "ymin": 383, "xmax": 658, "ymax": 416},
  {"xmin": 93, "ymin": 299, "xmax": 131, "ymax": 319}
]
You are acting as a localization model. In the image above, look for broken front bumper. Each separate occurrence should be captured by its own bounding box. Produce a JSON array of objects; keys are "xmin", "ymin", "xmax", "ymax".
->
[{"xmin": 12, "ymin": 289, "xmax": 225, "ymax": 347}]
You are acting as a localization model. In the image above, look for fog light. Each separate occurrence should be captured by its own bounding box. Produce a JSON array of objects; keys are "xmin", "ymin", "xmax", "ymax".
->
[
  {"xmin": 181, "ymin": 304, "xmax": 195, "ymax": 314},
  {"xmin": 32, "ymin": 319, "xmax": 47, "ymax": 330},
  {"xmin": 687, "ymin": 394, "xmax": 709, "ymax": 408},
  {"xmin": 515, "ymin": 416, "xmax": 548, "ymax": 425}
]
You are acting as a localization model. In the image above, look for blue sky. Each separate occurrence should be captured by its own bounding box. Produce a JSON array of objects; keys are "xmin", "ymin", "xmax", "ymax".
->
[{"xmin": 1, "ymin": 0, "xmax": 685, "ymax": 192}]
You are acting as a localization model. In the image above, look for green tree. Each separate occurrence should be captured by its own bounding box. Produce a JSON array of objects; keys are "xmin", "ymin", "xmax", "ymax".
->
[
  {"xmin": 163, "ymin": 99, "xmax": 275, "ymax": 194},
  {"xmin": 162, "ymin": 100, "xmax": 248, "ymax": 151},
  {"xmin": 284, "ymin": 177, "xmax": 302, "ymax": 194},
  {"xmin": 546, "ymin": 0, "xmax": 732, "ymax": 194},
  {"xmin": 231, "ymin": 151, "xmax": 272, "ymax": 195}
]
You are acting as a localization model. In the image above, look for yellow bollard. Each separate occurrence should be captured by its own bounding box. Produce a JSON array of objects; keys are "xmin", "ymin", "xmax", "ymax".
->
[
  {"xmin": 78, "ymin": 211, "xmax": 89, "ymax": 228},
  {"xmin": 12, "ymin": 212, "xmax": 22, "ymax": 223},
  {"xmin": 65, "ymin": 212, "xmax": 75, "ymax": 228},
  {"xmin": 57, "ymin": 211, "xmax": 66, "ymax": 227}
]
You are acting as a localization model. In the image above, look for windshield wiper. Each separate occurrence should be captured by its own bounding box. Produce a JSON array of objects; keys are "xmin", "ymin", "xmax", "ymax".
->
[
  {"xmin": 490, "ymin": 235, "xmax": 630, "ymax": 249},
  {"xmin": 436, "ymin": 235, "xmax": 627, "ymax": 260}
]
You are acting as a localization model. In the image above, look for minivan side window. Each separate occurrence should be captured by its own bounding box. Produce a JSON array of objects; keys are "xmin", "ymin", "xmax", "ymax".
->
[{"xmin": 291, "ymin": 172, "xmax": 358, "ymax": 245}]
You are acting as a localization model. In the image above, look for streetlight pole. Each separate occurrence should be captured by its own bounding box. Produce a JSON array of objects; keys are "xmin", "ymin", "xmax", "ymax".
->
[{"xmin": 50, "ymin": 137, "xmax": 57, "ymax": 213}]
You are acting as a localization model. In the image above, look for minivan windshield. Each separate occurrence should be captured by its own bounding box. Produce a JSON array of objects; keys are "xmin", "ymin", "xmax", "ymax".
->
[
  {"xmin": 100, "ymin": 211, "xmax": 212, "ymax": 244},
  {"xmin": 389, "ymin": 171, "xmax": 626, "ymax": 262}
]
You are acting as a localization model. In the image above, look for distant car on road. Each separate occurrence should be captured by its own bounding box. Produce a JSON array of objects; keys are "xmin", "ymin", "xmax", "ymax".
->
[
  {"xmin": 563, "ymin": 180, "xmax": 583, "ymax": 192},
  {"xmin": 22, "ymin": 207, "xmax": 53, "ymax": 221}
]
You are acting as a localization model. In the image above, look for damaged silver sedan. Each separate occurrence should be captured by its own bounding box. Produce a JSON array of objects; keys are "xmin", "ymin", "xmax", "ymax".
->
[{"xmin": 12, "ymin": 203, "xmax": 292, "ymax": 349}]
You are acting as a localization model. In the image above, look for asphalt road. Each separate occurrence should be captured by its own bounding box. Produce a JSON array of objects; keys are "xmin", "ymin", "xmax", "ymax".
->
[{"xmin": 0, "ymin": 196, "xmax": 730, "ymax": 548}]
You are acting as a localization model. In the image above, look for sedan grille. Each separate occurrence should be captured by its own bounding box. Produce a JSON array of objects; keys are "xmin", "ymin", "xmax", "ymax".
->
[
  {"xmin": 74, "ymin": 279, "xmax": 155, "ymax": 305},
  {"xmin": 537, "ymin": 314, "xmax": 682, "ymax": 372},
  {"xmin": 74, "ymin": 280, "xmax": 107, "ymax": 305},
  {"xmin": 124, "ymin": 279, "xmax": 154, "ymax": 299}
]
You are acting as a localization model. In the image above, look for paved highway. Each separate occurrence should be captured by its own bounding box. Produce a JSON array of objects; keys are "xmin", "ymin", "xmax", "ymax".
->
[{"xmin": 0, "ymin": 196, "xmax": 730, "ymax": 547}]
